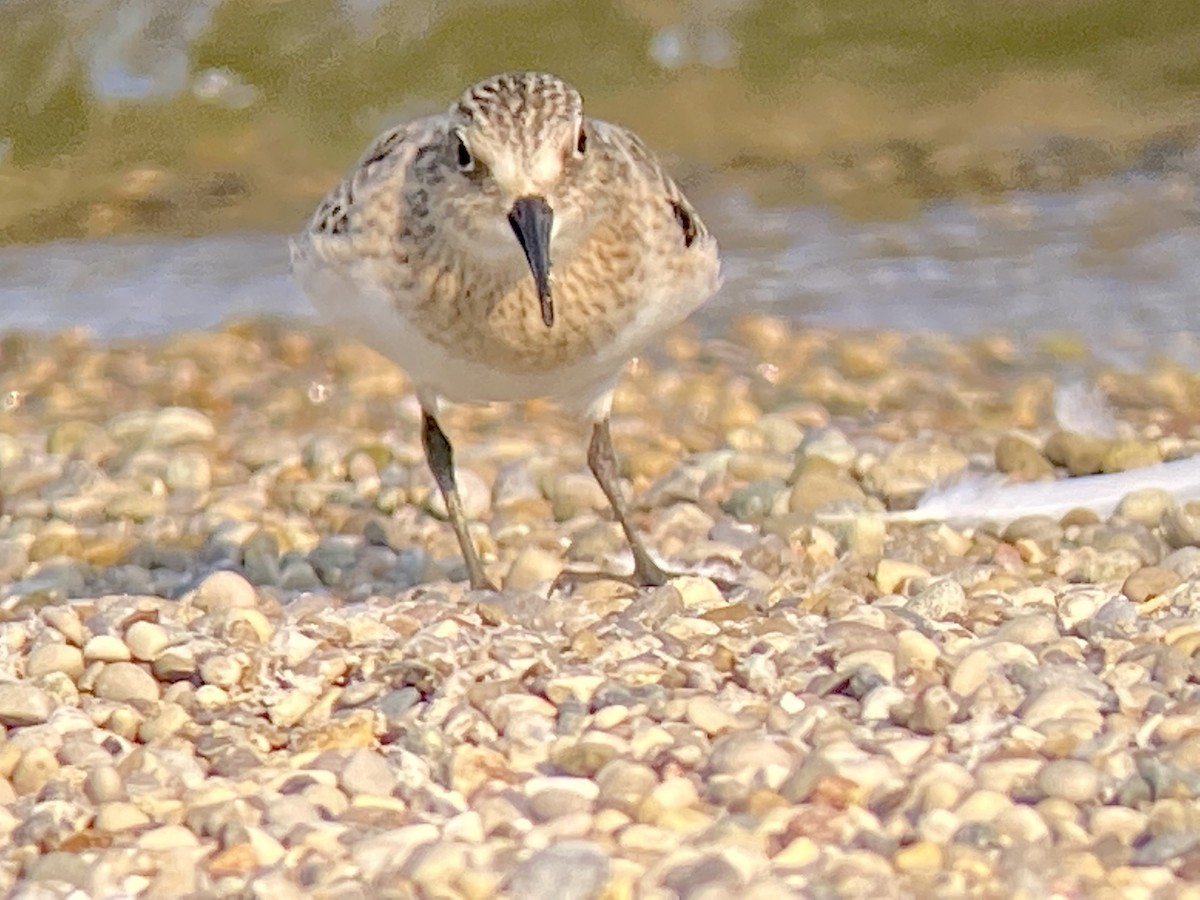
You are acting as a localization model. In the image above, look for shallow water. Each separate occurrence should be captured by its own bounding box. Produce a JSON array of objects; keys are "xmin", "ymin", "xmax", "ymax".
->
[{"xmin": 3, "ymin": 173, "xmax": 1198, "ymax": 369}]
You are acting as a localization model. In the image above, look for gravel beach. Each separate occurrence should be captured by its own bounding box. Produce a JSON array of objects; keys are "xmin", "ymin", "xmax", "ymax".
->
[{"xmin": 0, "ymin": 316, "xmax": 1199, "ymax": 898}]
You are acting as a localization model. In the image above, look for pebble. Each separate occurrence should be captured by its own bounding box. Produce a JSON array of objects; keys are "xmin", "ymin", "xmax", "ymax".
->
[
  {"xmin": 0, "ymin": 683, "xmax": 53, "ymax": 726},
  {"xmin": 0, "ymin": 318, "xmax": 1192, "ymax": 896},
  {"xmin": 1122, "ymin": 566, "xmax": 1181, "ymax": 603},
  {"xmin": 125, "ymin": 621, "xmax": 171, "ymax": 661},
  {"xmin": 93, "ymin": 661, "xmax": 162, "ymax": 703},
  {"xmin": 25, "ymin": 643, "xmax": 85, "ymax": 679},
  {"xmin": 1038, "ymin": 759, "xmax": 1102, "ymax": 803},
  {"xmin": 507, "ymin": 841, "xmax": 610, "ymax": 900},
  {"xmin": 187, "ymin": 569, "xmax": 259, "ymax": 610}
]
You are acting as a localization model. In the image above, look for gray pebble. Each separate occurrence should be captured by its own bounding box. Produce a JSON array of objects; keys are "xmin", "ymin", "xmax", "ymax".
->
[{"xmin": 507, "ymin": 840, "xmax": 610, "ymax": 900}]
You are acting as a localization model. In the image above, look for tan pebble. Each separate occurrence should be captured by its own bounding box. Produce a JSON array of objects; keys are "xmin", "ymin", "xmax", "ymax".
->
[
  {"xmin": 708, "ymin": 732, "xmax": 793, "ymax": 787},
  {"xmin": 956, "ymin": 789, "xmax": 1012, "ymax": 823},
  {"xmin": 774, "ymin": 835, "xmax": 820, "ymax": 867},
  {"xmin": 26, "ymin": 643, "xmax": 84, "ymax": 680},
  {"xmin": 543, "ymin": 674, "xmax": 605, "ymax": 705},
  {"xmin": 207, "ymin": 843, "xmax": 258, "ymax": 878},
  {"xmin": 504, "ymin": 545, "xmax": 563, "ymax": 590},
  {"xmin": 199, "ymin": 654, "xmax": 245, "ymax": 689},
  {"xmin": 1117, "ymin": 487, "xmax": 1174, "ymax": 526},
  {"xmin": 917, "ymin": 808, "xmax": 960, "ymax": 843},
  {"xmin": 1037, "ymin": 759, "xmax": 1101, "ymax": 803},
  {"xmin": 596, "ymin": 760, "xmax": 658, "ymax": 814},
  {"xmin": 894, "ymin": 840, "xmax": 943, "ymax": 872},
  {"xmin": 974, "ymin": 757, "xmax": 1041, "ymax": 795},
  {"xmin": 339, "ymin": 748, "xmax": 398, "ymax": 798},
  {"xmin": 83, "ymin": 635, "xmax": 132, "ymax": 663},
  {"xmin": 1122, "ymin": 566, "xmax": 1182, "ymax": 604},
  {"xmin": 138, "ymin": 824, "xmax": 202, "ymax": 851},
  {"xmin": 292, "ymin": 709, "xmax": 375, "ymax": 752},
  {"xmin": 617, "ymin": 823, "xmax": 678, "ymax": 853},
  {"xmin": 95, "ymin": 800, "xmax": 150, "ymax": 833},
  {"xmin": 685, "ymin": 696, "xmax": 739, "ymax": 736},
  {"xmin": 246, "ymin": 826, "xmax": 286, "ymax": 866},
  {"xmin": 673, "ymin": 575, "xmax": 724, "ymax": 610},
  {"xmin": 84, "ymin": 765, "xmax": 125, "ymax": 803},
  {"xmin": 993, "ymin": 805, "xmax": 1050, "ymax": 843},
  {"xmin": 628, "ymin": 724, "xmax": 673, "ymax": 758},
  {"xmin": 907, "ymin": 578, "xmax": 967, "ymax": 620},
  {"xmin": 108, "ymin": 706, "xmax": 144, "ymax": 740},
  {"xmin": 42, "ymin": 608, "xmax": 85, "ymax": 646},
  {"xmin": 787, "ymin": 470, "xmax": 866, "ymax": 515},
  {"xmin": 910, "ymin": 686, "xmax": 958, "ymax": 734},
  {"xmin": 1044, "ymin": 431, "xmax": 1106, "ymax": 476},
  {"xmin": 93, "ymin": 661, "xmax": 160, "ymax": 703},
  {"xmin": 1102, "ymin": 440, "xmax": 1162, "ymax": 473},
  {"xmin": 836, "ymin": 648, "xmax": 896, "ymax": 682},
  {"xmin": 124, "ymin": 621, "xmax": 170, "ymax": 661},
  {"xmin": 874, "ymin": 559, "xmax": 930, "ymax": 594},
  {"xmin": 1022, "ymin": 686, "xmax": 1102, "ymax": 730},
  {"xmin": 407, "ymin": 841, "xmax": 470, "ymax": 890},
  {"xmin": 187, "ymin": 570, "xmax": 259, "ymax": 611},
  {"xmin": 647, "ymin": 776, "xmax": 698, "ymax": 811},
  {"xmin": 896, "ymin": 630, "xmax": 940, "ymax": 673},
  {"xmin": 653, "ymin": 806, "xmax": 711, "ymax": 834},
  {"xmin": 450, "ymin": 745, "xmax": 511, "ymax": 797},
  {"xmin": 443, "ymin": 810, "xmax": 485, "ymax": 843},
  {"xmin": 152, "ymin": 646, "xmax": 197, "ymax": 681},
  {"xmin": 995, "ymin": 433, "xmax": 1054, "ymax": 479},
  {"xmin": 12, "ymin": 747, "xmax": 58, "ymax": 795},
  {"xmin": 949, "ymin": 642, "xmax": 1037, "ymax": 696},
  {"xmin": 139, "ymin": 702, "xmax": 192, "ymax": 743},
  {"xmin": 592, "ymin": 705, "xmax": 630, "ymax": 730},
  {"xmin": 268, "ymin": 689, "xmax": 316, "ymax": 728},
  {"xmin": 1090, "ymin": 806, "xmax": 1147, "ymax": 844},
  {"xmin": 550, "ymin": 742, "xmax": 617, "ymax": 777},
  {"xmin": 526, "ymin": 776, "xmax": 599, "ymax": 820}
]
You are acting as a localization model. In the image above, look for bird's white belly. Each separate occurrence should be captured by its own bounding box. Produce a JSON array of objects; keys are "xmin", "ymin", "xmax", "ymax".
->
[{"xmin": 294, "ymin": 251, "xmax": 626, "ymax": 415}]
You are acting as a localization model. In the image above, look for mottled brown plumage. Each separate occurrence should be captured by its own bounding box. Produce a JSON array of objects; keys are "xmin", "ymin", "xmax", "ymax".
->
[{"xmin": 291, "ymin": 72, "xmax": 721, "ymax": 590}]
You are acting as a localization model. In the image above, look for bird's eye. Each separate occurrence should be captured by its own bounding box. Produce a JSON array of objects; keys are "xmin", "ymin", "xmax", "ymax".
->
[
  {"xmin": 574, "ymin": 126, "xmax": 587, "ymax": 157},
  {"xmin": 455, "ymin": 134, "xmax": 474, "ymax": 172}
]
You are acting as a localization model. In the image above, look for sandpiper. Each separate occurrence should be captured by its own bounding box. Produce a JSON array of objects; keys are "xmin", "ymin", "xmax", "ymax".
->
[{"xmin": 290, "ymin": 71, "xmax": 722, "ymax": 590}]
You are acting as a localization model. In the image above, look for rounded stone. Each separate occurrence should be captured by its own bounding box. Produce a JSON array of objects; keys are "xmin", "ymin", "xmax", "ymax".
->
[
  {"xmin": 507, "ymin": 840, "xmax": 610, "ymax": 900},
  {"xmin": 1122, "ymin": 566, "xmax": 1182, "ymax": 604},
  {"xmin": 995, "ymin": 434, "xmax": 1054, "ymax": 479},
  {"xmin": 95, "ymin": 801, "xmax": 151, "ymax": 833},
  {"xmin": 1117, "ymin": 488, "xmax": 1175, "ymax": 527},
  {"xmin": 165, "ymin": 450, "xmax": 213, "ymax": 492},
  {"xmin": 1038, "ymin": 759, "xmax": 1101, "ymax": 803},
  {"xmin": 26, "ymin": 643, "xmax": 85, "ymax": 680},
  {"xmin": 188, "ymin": 570, "xmax": 260, "ymax": 611},
  {"xmin": 125, "ymin": 621, "xmax": 171, "ymax": 661},
  {"xmin": 83, "ymin": 634, "xmax": 132, "ymax": 663},
  {"xmin": 0, "ymin": 683, "xmax": 53, "ymax": 726},
  {"xmin": 12, "ymin": 746, "xmax": 59, "ymax": 795},
  {"xmin": 93, "ymin": 662, "xmax": 161, "ymax": 703}
]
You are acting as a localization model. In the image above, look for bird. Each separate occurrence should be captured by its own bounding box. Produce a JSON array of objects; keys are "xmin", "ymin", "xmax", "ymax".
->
[{"xmin": 290, "ymin": 71, "xmax": 722, "ymax": 591}]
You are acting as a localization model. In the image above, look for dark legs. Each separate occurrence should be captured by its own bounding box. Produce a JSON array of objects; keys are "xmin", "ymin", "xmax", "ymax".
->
[
  {"xmin": 587, "ymin": 418, "xmax": 669, "ymax": 587},
  {"xmin": 421, "ymin": 410, "xmax": 497, "ymax": 591}
]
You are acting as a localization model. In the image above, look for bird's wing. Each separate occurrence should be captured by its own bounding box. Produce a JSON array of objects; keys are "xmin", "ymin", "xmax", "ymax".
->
[{"xmin": 291, "ymin": 114, "xmax": 446, "ymax": 262}]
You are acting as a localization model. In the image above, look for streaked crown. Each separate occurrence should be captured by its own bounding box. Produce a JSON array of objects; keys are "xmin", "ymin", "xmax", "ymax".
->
[{"xmin": 448, "ymin": 72, "xmax": 585, "ymax": 197}]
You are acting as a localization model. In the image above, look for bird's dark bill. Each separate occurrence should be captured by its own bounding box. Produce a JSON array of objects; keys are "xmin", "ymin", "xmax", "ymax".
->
[{"xmin": 507, "ymin": 195, "xmax": 554, "ymax": 327}]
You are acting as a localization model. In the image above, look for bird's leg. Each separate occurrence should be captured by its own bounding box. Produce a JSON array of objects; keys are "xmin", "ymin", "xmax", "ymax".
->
[
  {"xmin": 421, "ymin": 410, "xmax": 497, "ymax": 591},
  {"xmin": 587, "ymin": 417, "xmax": 670, "ymax": 587}
]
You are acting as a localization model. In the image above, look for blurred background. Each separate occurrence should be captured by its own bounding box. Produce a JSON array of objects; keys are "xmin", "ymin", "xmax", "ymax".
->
[{"xmin": 2, "ymin": 0, "xmax": 1200, "ymax": 359}]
